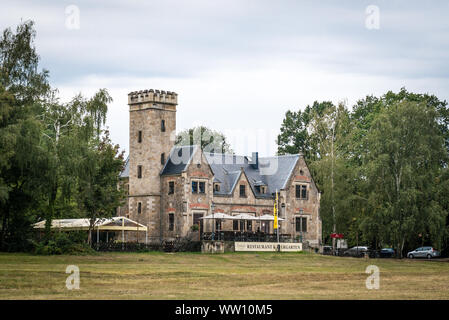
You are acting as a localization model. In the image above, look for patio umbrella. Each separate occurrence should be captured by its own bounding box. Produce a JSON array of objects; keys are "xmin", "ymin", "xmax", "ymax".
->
[
  {"xmin": 232, "ymin": 213, "xmax": 258, "ymax": 220},
  {"xmin": 256, "ymin": 214, "xmax": 285, "ymax": 234},
  {"xmin": 231, "ymin": 213, "xmax": 258, "ymax": 233},
  {"xmin": 258, "ymin": 214, "xmax": 285, "ymax": 221},
  {"xmin": 199, "ymin": 213, "xmax": 235, "ymax": 220}
]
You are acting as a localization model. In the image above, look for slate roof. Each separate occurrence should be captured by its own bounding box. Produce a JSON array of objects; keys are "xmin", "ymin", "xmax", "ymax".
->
[
  {"xmin": 204, "ymin": 152, "xmax": 299, "ymax": 198},
  {"xmin": 161, "ymin": 145, "xmax": 198, "ymax": 175},
  {"xmin": 120, "ymin": 145, "xmax": 300, "ymax": 199}
]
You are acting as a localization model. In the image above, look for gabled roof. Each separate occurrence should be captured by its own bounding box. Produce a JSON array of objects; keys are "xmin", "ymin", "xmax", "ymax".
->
[
  {"xmin": 120, "ymin": 145, "xmax": 198, "ymax": 178},
  {"xmin": 204, "ymin": 152, "xmax": 299, "ymax": 198},
  {"xmin": 119, "ymin": 144, "xmax": 301, "ymax": 199},
  {"xmin": 160, "ymin": 145, "xmax": 198, "ymax": 175}
]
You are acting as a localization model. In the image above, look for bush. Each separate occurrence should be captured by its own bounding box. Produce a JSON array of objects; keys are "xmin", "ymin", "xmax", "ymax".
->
[
  {"xmin": 172, "ymin": 238, "xmax": 201, "ymax": 252},
  {"xmin": 32, "ymin": 232, "xmax": 95, "ymax": 255}
]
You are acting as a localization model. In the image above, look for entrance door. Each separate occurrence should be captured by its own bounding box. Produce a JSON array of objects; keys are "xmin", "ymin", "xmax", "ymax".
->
[{"xmin": 193, "ymin": 213, "xmax": 204, "ymax": 233}]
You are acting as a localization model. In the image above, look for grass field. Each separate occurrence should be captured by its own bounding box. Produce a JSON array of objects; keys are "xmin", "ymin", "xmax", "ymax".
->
[{"xmin": 0, "ymin": 251, "xmax": 448, "ymax": 299}]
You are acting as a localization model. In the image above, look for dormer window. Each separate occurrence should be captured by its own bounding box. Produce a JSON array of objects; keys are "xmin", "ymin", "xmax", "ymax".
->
[
  {"xmin": 214, "ymin": 183, "xmax": 220, "ymax": 192},
  {"xmin": 255, "ymin": 185, "xmax": 266, "ymax": 194}
]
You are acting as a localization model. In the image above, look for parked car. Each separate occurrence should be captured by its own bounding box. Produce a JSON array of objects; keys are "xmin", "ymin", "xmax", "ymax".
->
[
  {"xmin": 343, "ymin": 246, "xmax": 369, "ymax": 257},
  {"xmin": 322, "ymin": 245, "xmax": 333, "ymax": 255},
  {"xmin": 407, "ymin": 247, "xmax": 440, "ymax": 259},
  {"xmin": 379, "ymin": 248, "xmax": 395, "ymax": 258}
]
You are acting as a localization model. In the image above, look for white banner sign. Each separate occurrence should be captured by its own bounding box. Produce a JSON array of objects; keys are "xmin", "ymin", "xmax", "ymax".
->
[{"xmin": 234, "ymin": 242, "xmax": 302, "ymax": 252}]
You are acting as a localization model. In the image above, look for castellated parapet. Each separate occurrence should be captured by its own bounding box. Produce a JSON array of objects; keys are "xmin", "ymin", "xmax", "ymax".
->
[{"xmin": 128, "ymin": 89, "xmax": 178, "ymax": 105}]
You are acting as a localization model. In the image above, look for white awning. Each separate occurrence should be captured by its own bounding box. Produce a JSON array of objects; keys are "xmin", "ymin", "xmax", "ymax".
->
[
  {"xmin": 200, "ymin": 213, "xmax": 235, "ymax": 220},
  {"xmin": 257, "ymin": 214, "xmax": 285, "ymax": 221},
  {"xmin": 232, "ymin": 213, "xmax": 258, "ymax": 220},
  {"xmin": 33, "ymin": 216, "xmax": 148, "ymax": 232}
]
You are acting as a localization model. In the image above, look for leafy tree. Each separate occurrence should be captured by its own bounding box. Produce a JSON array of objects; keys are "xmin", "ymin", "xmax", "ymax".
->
[
  {"xmin": 0, "ymin": 21, "xmax": 50, "ymax": 250},
  {"xmin": 0, "ymin": 21, "xmax": 124, "ymax": 251},
  {"xmin": 176, "ymin": 125, "xmax": 233, "ymax": 153},
  {"xmin": 307, "ymin": 102, "xmax": 358, "ymax": 250},
  {"xmin": 352, "ymin": 88, "xmax": 449, "ymax": 165},
  {"xmin": 76, "ymin": 131, "xmax": 125, "ymax": 245},
  {"xmin": 37, "ymin": 89, "xmax": 114, "ymax": 238},
  {"xmin": 277, "ymin": 101, "xmax": 333, "ymax": 160},
  {"xmin": 276, "ymin": 88, "xmax": 449, "ymax": 255},
  {"xmin": 363, "ymin": 100, "xmax": 447, "ymax": 257}
]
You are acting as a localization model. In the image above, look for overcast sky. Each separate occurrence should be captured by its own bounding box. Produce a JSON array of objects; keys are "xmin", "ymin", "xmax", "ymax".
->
[{"xmin": 1, "ymin": 0, "xmax": 449, "ymax": 156}]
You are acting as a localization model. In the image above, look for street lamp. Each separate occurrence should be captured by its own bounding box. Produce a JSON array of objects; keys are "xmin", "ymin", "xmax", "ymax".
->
[{"xmin": 211, "ymin": 202, "xmax": 215, "ymax": 241}]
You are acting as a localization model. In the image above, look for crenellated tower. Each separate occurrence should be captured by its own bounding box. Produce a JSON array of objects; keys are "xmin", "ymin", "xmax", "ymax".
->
[{"xmin": 128, "ymin": 89, "xmax": 178, "ymax": 240}]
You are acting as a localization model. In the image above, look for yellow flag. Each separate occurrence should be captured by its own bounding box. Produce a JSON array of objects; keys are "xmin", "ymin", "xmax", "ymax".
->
[{"xmin": 274, "ymin": 191, "xmax": 278, "ymax": 230}]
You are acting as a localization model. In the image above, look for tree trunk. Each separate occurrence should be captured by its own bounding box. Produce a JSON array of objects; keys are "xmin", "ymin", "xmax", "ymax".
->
[
  {"xmin": 87, "ymin": 228, "xmax": 92, "ymax": 245},
  {"xmin": 331, "ymin": 124, "xmax": 336, "ymax": 254},
  {"xmin": 45, "ymin": 185, "xmax": 58, "ymax": 241},
  {"xmin": 400, "ymin": 237, "xmax": 405, "ymax": 259}
]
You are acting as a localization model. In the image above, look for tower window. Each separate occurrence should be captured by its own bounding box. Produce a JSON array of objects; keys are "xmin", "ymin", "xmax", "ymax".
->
[
  {"xmin": 137, "ymin": 202, "xmax": 142, "ymax": 214},
  {"xmin": 161, "ymin": 120, "xmax": 166, "ymax": 132},
  {"xmin": 168, "ymin": 181, "xmax": 174, "ymax": 194},
  {"xmin": 161, "ymin": 153, "xmax": 165, "ymax": 165},
  {"xmin": 168, "ymin": 213, "xmax": 174, "ymax": 231},
  {"xmin": 138, "ymin": 130, "xmax": 142, "ymax": 143},
  {"xmin": 137, "ymin": 165, "xmax": 142, "ymax": 179}
]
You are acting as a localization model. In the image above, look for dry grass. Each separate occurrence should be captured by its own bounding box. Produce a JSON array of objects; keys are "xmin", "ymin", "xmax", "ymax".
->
[{"xmin": 0, "ymin": 251, "xmax": 448, "ymax": 299}]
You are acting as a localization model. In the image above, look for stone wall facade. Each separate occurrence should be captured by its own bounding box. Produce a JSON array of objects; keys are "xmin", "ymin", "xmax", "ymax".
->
[
  {"xmin": 127, "ymin": 90, "xmax": 177, "ymax": 241},
  {"xmin": 118, "ymin": 89, "xmax": 322, "ymax": 248}
]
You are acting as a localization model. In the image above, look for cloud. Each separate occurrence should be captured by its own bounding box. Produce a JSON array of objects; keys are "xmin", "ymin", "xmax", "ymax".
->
[{"xmin": 1, "ymin": 0, "xmax": 448, "ymax": 156}]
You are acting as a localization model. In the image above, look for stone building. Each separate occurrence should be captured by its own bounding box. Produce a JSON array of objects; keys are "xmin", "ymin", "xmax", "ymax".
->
[{"xmin": 118, "ymin": 89, "xmax": 322, "ymax": 249}]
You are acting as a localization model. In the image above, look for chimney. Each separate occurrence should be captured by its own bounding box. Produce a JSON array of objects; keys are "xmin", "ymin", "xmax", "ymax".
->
[{"xmin": 250, "ymin": 152, "xmax": 259, "ymax": 169}]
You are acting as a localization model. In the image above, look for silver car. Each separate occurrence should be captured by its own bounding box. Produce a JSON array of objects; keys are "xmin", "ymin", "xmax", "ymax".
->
[
  {"xmin": 407, "ymin": 246, "xmax": 440, "ymax": 259},
  {"xmin": 343, "ymin": 246, "xmax": 369, "ymax": 257}
]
